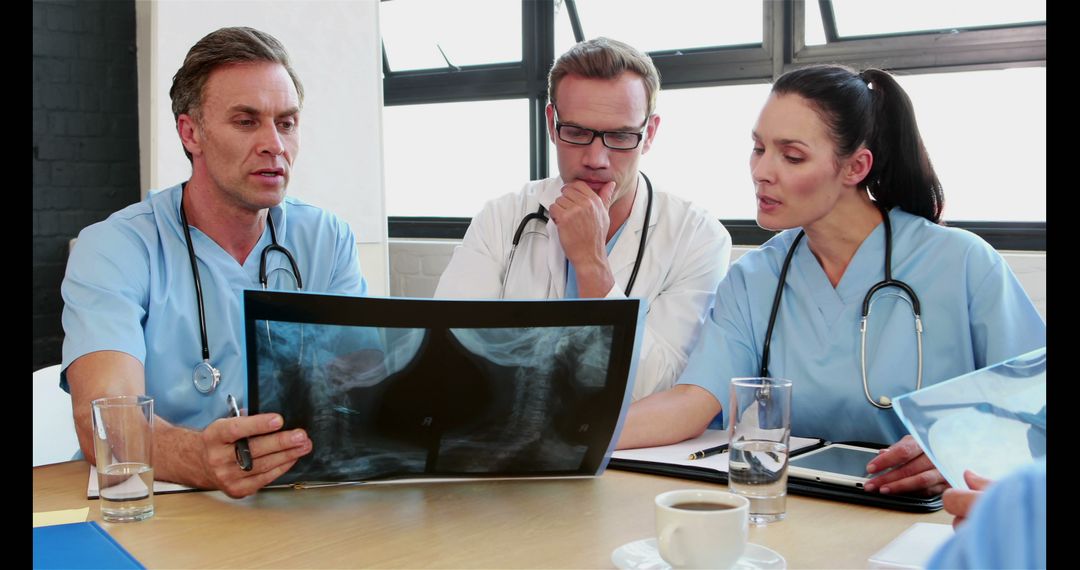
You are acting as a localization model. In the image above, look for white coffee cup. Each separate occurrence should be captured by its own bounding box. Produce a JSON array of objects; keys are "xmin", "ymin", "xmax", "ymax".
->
[{"xmin": 655, "ymin": 489, "xmax": 749, "ymax": 569}]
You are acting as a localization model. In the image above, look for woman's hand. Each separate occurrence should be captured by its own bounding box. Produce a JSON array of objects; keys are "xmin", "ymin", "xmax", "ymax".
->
[{"xmin": 863, "ymin": 435, "xmax": 949, "ymax": 496}]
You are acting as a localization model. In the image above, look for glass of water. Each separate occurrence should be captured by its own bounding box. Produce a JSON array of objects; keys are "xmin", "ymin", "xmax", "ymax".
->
[
  {"xmin": 91, "ymin": 395, "xmax": 155, "ymax": 522},
  {"xmin": 727, "ymin": 377, "xmax": 792, "ymax": 525}
]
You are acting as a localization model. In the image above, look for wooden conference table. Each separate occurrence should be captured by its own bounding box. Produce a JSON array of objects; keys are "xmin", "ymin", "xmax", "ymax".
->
[{"xmin": 34, "ymin": 460, "xmax": 949, "ymax": 568}]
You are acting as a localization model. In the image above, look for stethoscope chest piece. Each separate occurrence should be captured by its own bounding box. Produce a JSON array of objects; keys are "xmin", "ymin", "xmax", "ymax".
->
[{"xmin": 193, "ymin": 360, "xmax": 221, "ymax": 394}]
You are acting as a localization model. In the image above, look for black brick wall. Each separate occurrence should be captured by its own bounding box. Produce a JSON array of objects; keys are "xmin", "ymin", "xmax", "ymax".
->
[{"xmin": 33, "ymin": 0, "xmax": 140, "ymax": 371}]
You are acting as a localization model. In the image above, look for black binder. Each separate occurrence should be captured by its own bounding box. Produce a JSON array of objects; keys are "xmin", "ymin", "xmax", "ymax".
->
[{"xmin": 609, "ymin": 437, "xmax": 943, "ymax": 513}]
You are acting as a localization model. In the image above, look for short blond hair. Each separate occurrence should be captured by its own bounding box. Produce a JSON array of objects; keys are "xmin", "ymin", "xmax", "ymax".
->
[{"xmin": 548, "ymin": 37, "xmax": 660, "ymax": 117}]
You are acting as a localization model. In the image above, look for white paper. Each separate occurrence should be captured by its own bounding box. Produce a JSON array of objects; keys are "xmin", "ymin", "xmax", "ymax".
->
[
  {"xmin": 611, "ymin": 429, "xmax": 820, "ymax": 473},
  {"xmin": 868, "ymin": 522, "xmax": 955, "ymax": 569},
  {"xmin": 87, "ymin": 466, "xmax": 195, "ymax": 499}
]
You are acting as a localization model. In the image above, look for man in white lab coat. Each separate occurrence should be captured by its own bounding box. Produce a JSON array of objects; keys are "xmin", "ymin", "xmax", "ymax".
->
[{"xmin": 435, "ymin": 37, "xmax": 731, "ymax": 400}]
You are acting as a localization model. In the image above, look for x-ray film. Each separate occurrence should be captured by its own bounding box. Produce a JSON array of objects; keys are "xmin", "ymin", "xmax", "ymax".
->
[
  {"xmin": 244, "ymin": 291, "xmax": 645, "ymax": 486},
  {"xmin": 892, "ymin": 347, "xmax": 1045, "ymax": 490}
]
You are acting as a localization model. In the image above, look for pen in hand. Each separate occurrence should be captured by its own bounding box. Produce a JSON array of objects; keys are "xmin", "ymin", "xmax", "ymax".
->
[
  {"xmin": 687, "ymin": 443, "xmax": 729, "ymax": 460},
  {"xmin": 226, "ymin": 394, "xmax": 254, "ymax": 472}
]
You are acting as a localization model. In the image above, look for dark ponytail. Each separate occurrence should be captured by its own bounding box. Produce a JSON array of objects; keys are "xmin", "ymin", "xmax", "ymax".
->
[{"xmin": 773, "ymin": 65, "xmax": 944, "ymax": 223}]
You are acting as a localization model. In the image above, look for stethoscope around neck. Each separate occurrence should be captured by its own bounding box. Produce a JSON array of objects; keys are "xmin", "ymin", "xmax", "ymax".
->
[
  {"xmin": 179, "ymin": 186, "xmax": 303, "ymax": 394},
  {"xmin": 503, "ymin": 172, "xmax": 654, "ymax": 297},
  {"xmin": 760, "ymin": 204, "xmax": 923, "ymax": 409}
]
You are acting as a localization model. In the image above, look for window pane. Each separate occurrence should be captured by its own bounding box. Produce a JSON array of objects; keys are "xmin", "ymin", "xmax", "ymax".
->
[
  {"xmin": 630, "ymin": 68, "xmax": 1045, "ymax": 225},
  {"xmin": 896, "ymin": 67, "xmax": 1045, "ymax": 222},
  {"xmin": 573, "ymin": 0, "xmax": 761, "ymax": 52},
  {"xmin": 633, "ymin": 83, "xmax": 773, "ymax": 221},
  {"xmin": 554, "ymin": 0, "xmax": 580, "ymax": 61},
  {"xmin": 804, "ymin": 0, "xmax": 827, "ymax": 46},
  {"xmin": 382, "ymin": 0, "xmax": 521, "ymax": 71},
  {"xmin": 832, "ymin": 0, "xmax": 1045, "ymax": 37},
  {"xmin": 384, "ymin": 99, "xmax": 530, "ymax": 217}
]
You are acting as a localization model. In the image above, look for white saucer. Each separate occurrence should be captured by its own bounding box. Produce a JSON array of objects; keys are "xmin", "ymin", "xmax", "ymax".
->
[{"xmin": 612, "ymin": 538, "xmax": 786, "ymax": 570}]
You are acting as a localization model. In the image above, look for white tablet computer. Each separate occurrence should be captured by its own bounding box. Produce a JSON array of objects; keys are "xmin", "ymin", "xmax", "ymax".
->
[{"xmin": 787, "ymin": 443, "xmax": 880, "ymax": 488}]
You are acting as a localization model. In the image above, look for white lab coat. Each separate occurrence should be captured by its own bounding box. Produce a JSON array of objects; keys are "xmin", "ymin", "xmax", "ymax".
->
[{"xmin": 435, "ymin": 174, "xmax": 732, "ymax": 399}]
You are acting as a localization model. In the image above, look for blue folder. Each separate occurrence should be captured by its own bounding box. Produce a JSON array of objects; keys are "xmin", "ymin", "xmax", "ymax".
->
[{"xmin": 33, "ymin": 521, "xmax": 145, "ymax": 569}]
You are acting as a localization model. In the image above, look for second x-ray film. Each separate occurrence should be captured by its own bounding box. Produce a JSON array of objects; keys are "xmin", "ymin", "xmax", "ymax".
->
[{"xmin": 892, "ymin": 347, "xmax": 1046, "ymax": 489}]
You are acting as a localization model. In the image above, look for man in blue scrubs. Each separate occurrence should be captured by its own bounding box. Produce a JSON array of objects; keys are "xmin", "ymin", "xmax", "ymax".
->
[{"xmin": 61, "ymin": 27, "xmax": 367, "ymax": 498}]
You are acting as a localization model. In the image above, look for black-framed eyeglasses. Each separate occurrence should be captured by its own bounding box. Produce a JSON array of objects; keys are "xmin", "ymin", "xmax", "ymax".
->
[{"xmin": 553, "ymin": 105, "xmax": 648, "ymax": 150}]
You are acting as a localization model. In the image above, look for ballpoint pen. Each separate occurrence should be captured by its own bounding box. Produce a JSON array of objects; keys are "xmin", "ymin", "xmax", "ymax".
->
[
  {"xmin": 687, "ymin": 443, "xmax": 728, "ymax": 460},
  {"xmin": 226, "ymin": 394, "xmax": 254, "ymax": 471}
]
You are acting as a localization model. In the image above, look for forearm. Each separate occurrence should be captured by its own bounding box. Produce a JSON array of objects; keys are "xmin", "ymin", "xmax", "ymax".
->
[
  {"xmin": 75, "ymin": 405, "xmax": 213, "ymax": 488},
  {"xmin": 150, "ymin": 417, "xmax": 215, "ymax": 488},
  {"xmin": 75, "ymin": 398, "xmax": 215, "ymax": 488},
  {"xmin": 616, "ymin": 384, "xmax": 721, "ymax": 450},
  {"xmin": 68, "ymin": 350, "xmax": 214, "ymax": 488},
  {"xmin": 571, "ymin": 254, "xmax": 616, "ymax": 298}
]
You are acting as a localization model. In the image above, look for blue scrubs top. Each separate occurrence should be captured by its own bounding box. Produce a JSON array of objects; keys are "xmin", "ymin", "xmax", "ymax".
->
[
  {"xmin": 61, "ymin": 183, "xmax": 368, "ymax": 430},
  {"xmin": 926, "ymin": 459, "xmax": 1046, "ymax": 569},
  {"xmin": 678, "ymin": 208, "xmax": 1045, "ymax": 444}
]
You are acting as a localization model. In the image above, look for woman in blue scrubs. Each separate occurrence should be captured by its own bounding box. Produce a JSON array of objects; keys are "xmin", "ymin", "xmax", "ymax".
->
[{"xmin": 616, "ymin": 64, "xmax": 1045, "ymax": 496}]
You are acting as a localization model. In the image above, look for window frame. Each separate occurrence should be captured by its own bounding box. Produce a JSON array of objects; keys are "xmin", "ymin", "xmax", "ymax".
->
[{"xmin": 383, "ymin": 0, "xmax": 1046, "ymax": 249}]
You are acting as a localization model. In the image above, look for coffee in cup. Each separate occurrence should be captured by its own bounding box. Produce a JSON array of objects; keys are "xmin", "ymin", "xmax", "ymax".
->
[
  {"xmin": 655, "ymin": 489, "xmax": 749, "ymax": 569},
  {"xmin": 670, "ymin": 501, "xmax": 737, "ymax": 511}
]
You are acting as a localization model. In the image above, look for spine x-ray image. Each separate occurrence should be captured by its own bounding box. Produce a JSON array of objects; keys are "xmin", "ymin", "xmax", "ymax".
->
[{"xmin": 245, "ymin": 293, "xmax": 643, "ymax": 486}]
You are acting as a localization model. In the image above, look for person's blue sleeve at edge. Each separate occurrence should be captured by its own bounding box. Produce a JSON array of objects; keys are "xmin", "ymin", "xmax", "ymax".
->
[{"xmin": 925, "ymin": 459, "xmax": 1046, "ymax": 569}]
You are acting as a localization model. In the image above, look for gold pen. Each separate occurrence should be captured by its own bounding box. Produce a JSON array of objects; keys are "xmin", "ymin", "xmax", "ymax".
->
[{"xmin": 687, "ymin": 444, "xmax": 729, "ymax": 460}]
